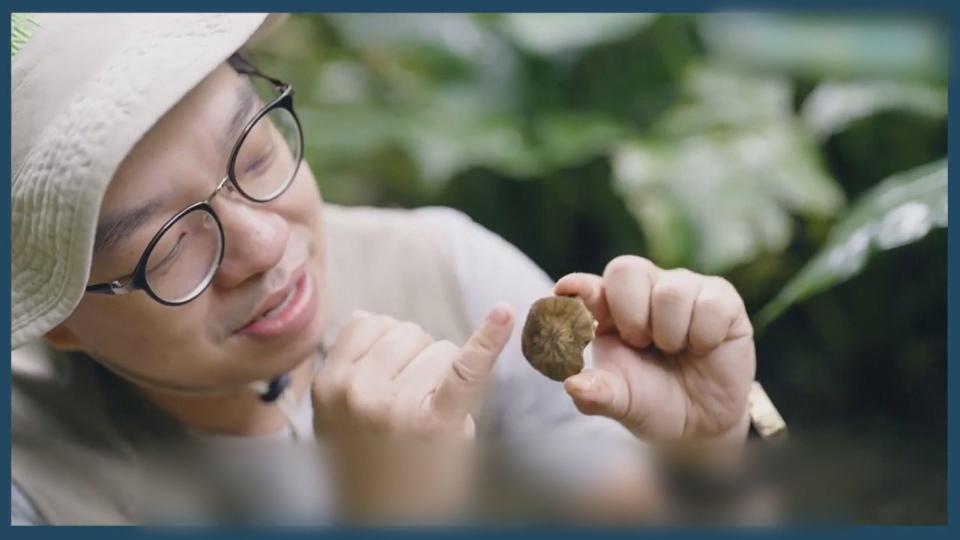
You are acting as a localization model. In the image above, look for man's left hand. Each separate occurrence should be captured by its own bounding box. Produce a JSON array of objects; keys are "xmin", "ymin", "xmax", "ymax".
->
[{"xmin": 556, "ymin": 256, "xmax": 755, "ymax": 446}]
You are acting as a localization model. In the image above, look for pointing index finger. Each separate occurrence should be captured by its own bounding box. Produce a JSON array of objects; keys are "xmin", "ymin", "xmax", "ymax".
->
[{"xmin": 431, "ymin": 304, "xmax": 514, "ymax": 423}]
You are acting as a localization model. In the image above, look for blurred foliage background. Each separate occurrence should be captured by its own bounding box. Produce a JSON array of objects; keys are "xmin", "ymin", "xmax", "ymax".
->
[{"xmin": 253, "ymin": 13, "xmax": 948, "ymax": 523}]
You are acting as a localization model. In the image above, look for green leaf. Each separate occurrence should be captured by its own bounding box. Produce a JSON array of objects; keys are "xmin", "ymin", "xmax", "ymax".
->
[
  {"xmin": 404, "ymin": 110, "xmax": 628, "ymax": 184},
  {"xmin": 612, "ymin": 66, "xmax": 844, "ymax": 272},
  {"xmin": 329, "ymin": 13, "xmax": 491, "ymax": 60},
  {"xmin": 658, "ymin": 65, "xmax": 795, "ymax": 135},
  {"xmin": 801, "ymin": 80, "xmax": 947, "ymax": 139},
  {"xmin": 11, "ymin": 13, "xmax": 39, "ymax": 58},
  {"xmin": 499, "ymin": 13, "xmax": 657, "ymax": 55},
  {"xmin": 755, "ymin": 159, "xmax": 948, "ymax": 330},
  {"xmin": 699, "ymin": 13, "xmax": 948, "ymax": 81}
]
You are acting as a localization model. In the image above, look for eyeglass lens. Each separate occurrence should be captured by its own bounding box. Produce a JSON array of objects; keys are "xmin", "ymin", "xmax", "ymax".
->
[
  {"xmin": 232, "ymin": 106, "xmax": 302, "ymax": 202},
  {"xmin": 144, "ymin": 106, "xmax": 302, "ymax": 303}
]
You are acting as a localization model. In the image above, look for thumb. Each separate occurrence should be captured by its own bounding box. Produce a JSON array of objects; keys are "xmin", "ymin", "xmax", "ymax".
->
[
  {"xmin": 563, "ymin": 368, "xmax": 631, "ymax": 420},
  {"xmin": 431, "ymin": 304, "xmax": 515, "ymax": 423}
]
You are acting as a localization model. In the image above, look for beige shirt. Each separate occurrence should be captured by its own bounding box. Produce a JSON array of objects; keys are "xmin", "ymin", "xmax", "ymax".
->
[{"xmin": 12, "ymin": 206, "xmax": 638, "ymax": 525}]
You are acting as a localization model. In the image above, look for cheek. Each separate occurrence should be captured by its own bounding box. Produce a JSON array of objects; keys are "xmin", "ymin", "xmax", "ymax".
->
[
  {"xmin": 283, "ymin": 165, "xmax": 322, "ymax": 216},
  {"xmin": 69, "ymin": 296, "xmax": 216, "ymax": 362}
]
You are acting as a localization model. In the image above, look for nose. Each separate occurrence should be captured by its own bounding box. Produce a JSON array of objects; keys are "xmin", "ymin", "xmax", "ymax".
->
[{"xmin": 211, "ymin": 197, "xmax": 289, "ymax": 289}]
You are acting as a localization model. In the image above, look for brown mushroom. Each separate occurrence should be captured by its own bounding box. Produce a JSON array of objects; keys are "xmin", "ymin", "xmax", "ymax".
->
[{"xmin": 521, "ymin": 296, "xmax": 597, "ymax": 381}]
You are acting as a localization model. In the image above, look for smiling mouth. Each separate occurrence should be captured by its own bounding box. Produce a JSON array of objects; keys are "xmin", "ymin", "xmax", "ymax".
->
[
  {"xmin": 260, "ymin": 284, "xmax": 299, "ymax": 320},
  {"xmin": 240, "ymin": 266, "xmax": 306, "ymax": 327},
  {"xmin": 236, "ymin": 269, "xmax": 318, "ymax": 341}
]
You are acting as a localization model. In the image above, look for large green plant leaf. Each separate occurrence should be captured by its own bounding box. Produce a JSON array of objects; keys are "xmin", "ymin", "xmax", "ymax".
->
[
  {"xmin": 612, "ymin": 67, "xmax": 844, "ymax": 272},
  {"xmin": 297, "ymin": 14, "xmax": 635, "ymax": 187},
  {"xmin": 801, "ymin": 80, "xmax": 947, "ymax": 140},
  {"xmin": 756, "ymin": 159, "xmax": 948, "ymax": 330},
  {"xmin": 699, "ymin": 13, "xmax": 948, "ymax": 81}
]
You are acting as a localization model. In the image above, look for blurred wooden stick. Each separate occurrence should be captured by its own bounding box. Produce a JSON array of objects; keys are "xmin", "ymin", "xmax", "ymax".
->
[{"xmin": 748, "ymin": 382, "xmax": 787, "ymax": 440}]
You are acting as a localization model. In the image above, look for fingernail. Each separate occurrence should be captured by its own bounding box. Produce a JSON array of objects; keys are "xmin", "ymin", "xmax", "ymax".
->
[
  {"xmin": 565, "ymin": 373, "xmax": 596, "ymax": 395},
  {"xmin": 487, "ymin": 306, "xmax": 511, "ymax": 326}
]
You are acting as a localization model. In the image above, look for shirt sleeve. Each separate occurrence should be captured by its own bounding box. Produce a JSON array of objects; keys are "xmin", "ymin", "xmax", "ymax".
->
[
  {"xmin": 11, "ymin": 481, "xmax": 45, "ymax": 526},
  {"xmin": 413, "ymin": 206, "xmax": 645, "ymax": 500}
]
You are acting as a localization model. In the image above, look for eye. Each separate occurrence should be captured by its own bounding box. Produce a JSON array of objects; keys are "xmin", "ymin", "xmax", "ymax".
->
[
  {"xmin": 242, "ymin": 140, "xmax": 275, "ymax": 177},
  {"xmin": 148, "ymin": 232, "xmax": 188, "ymax": 274}
]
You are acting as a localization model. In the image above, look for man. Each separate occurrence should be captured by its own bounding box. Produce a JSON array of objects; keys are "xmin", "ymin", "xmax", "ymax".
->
[{"xmin": 11, "ymin": 13, "xmax": 769, "ymax": 525}]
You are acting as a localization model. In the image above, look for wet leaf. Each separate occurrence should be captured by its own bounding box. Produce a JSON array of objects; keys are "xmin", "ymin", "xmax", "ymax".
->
[{"xmin": 756, "ymin": 159, "xmax": 947, "ymax": 330}]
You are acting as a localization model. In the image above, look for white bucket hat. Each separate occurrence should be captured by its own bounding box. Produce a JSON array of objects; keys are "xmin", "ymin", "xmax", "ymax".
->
[{"xmin": 11, "ymin": 13, "xmax": 287, "ymax": 349}]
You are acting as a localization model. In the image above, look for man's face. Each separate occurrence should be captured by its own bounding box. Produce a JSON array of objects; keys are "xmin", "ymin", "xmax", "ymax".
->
[{"xmin": 53, "ymin": 62, "xmax": 327, "ymax": 391}]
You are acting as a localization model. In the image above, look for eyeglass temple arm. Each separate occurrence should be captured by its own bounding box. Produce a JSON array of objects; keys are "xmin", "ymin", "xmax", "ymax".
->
[
  {"xmin": 85, "ymin": 280, "xmax": 134, "ymax": 296},
  {"xmin": 228, "ymin": 53, "xmax": 287, "ymax": 90},
  {"xmin": 85, "ymin": 283, "xmax": 117, "ymax": 295}
]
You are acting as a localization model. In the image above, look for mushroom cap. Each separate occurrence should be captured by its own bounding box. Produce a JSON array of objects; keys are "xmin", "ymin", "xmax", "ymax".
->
[{"xmin": 521, "ymin": 296, "xmax": 597, "ymax": 382}]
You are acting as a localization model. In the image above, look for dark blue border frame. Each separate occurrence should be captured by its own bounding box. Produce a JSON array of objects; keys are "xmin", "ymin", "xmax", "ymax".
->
[{"xmin": 2, "ymin": 1, "xmax": 955, "ymax": 535}]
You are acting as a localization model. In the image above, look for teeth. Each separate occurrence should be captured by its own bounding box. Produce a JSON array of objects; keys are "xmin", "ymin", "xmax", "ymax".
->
[{"xmin": 260, "ymin": 285, "xmax": 297, "ymax": 320}]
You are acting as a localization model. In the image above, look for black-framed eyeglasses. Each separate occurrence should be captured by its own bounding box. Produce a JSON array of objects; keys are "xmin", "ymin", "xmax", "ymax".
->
[{"xmin": 85, "ymin": 54, "xmax": 304, "ymax": 306}]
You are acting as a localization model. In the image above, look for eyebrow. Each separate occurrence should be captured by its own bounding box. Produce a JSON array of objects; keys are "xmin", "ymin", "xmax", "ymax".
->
[
  {"xmin": 223, "ymin": 82, "xmax": 259, "ymax": 154},
  {"xmin": 93, "ymin": 198, "xmax": 166, "ymax": 255},
  {"xmin": 92, "ymin": 84, "xmax": 261, "ymax": 256}
]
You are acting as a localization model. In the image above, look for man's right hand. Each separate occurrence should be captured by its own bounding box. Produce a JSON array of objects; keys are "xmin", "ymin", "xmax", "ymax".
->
[{"xmin": 311, "ymin": 306, "xmax": 514, "ymax": 521}]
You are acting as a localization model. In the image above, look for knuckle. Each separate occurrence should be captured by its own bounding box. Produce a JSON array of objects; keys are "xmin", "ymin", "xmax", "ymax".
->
[
  {"xmin": 675, "ymin": 268, "xmax": 701, "ymax": 282},
  {"xmin": 397, "ymin": 321, "xmax": 423, "ymax": 335},
  {"xmin": 713, "ymin": 278, "xmax": 748, "ymax": 318},
  {"xmin": 473, "ymin": 334, "xmax": 493, "ymax": 354},
  {"xmin": 358, "ymin": 315, "xmax": 397, "ymax": 336},
  {"xmin": 346, "ymin": 312, "xmax": 369, "ymax": 327},
  {"xmin": 716, "ymin": 277, "xmax": 742, "ymax": 302},
  {"xmin": 343, "ymin": 379, "xmax": 385, "ymax": 419},
  {"xmin": 470, "ymin": 333, "xmax": 497, "ymax": 355},
  {"xmin": 712, "ymin": 275, "xmax": 735, "ymax": 291},
  {"xmin": 418, "ymin": 329, "xmax": 436, "ymax": 347},
  {"xmin": 431, "ymin": 340, "xmax": 460, "ymax": 357},
  {"xmin": 696, "ymin": 292, "xmax": 727, "ymax": 317},
  {"xmin": 351, "ymin": 312, "xmax": 388, "ymax": 329},
  {"xmin": 652, "ymin": 279, "xmax": 689, "ymax": 307},
  {"xmin": 395, "ymin": 321, "xmax": 420, "ymax": 334},
  {"xmin": 604, "ymin": 255, "xmax": 657, "ymax": 280},
  {"xmin": 376, "ymin": 313, "xmax": 399, "ymax": 325},
  {"xmin": 397, "ymin": 321, "xmax": 433, "ymax": 344},
  {"xmin": 451, "ymin": 357, "xmax": 482, "ymax": 384}
]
